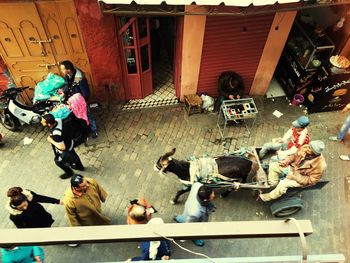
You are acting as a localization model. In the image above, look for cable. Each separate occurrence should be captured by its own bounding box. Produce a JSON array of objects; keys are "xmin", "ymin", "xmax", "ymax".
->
[{"xmin": 153, "ymin": 231, "xmax": 218, "ymax": 263}]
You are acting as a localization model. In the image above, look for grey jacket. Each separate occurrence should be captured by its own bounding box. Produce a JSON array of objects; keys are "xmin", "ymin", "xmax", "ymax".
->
[{"xmin": 182, "ymin": 182, "xmax": 215, "ymax": 223}]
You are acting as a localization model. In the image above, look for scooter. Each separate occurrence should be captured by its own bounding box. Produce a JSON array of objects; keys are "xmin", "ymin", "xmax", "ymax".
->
[{"xmin": 0, "ymin": 87, "xmax": 56, "ymax": 131}]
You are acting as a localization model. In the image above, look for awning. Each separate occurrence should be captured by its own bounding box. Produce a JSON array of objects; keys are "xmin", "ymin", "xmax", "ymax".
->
[
  {"xmin": 99, "ymin": 0, "xmax": 300, "ymax": 6},
  {"xmin": 98, "ymin": 0, "xmax": 350, "ymax": 16}
]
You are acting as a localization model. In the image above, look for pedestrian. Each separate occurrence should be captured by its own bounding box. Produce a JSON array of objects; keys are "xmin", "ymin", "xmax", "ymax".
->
[
  {"xmin": 217, "ymin": 71, "xmax": 244, "ymax": 108},
  {"xmin": 173, "ymin": 182, "xmax": 216, "ymax": 247},
  {"xmin": 129, "ymin": 218, "xmax": 171, "ymax": 261},
  {"xmin": 59, "ymin": 60, "xmax": 98, "ymax": 138},
  {"xmin": 41, "ymin": 113, "xmax": 84, "ymax": 179},
  {"xmin": 259, "ymin": 116, "xmax": 310, "ymax": 160},
  {"xmin": 329, "ymin": 103, "xmax": 350, "ymax": 160},
  {"xmin": 1, "ymin": 246, "xmax": 44, "ymax": 263},
  {"xmin": 63, "ymin": 174, "xmax": 110, "ymax": 227},
  {"xmin": 127, "ymin": 198, "xmax": 157, "ymax": 225},
  {"xmin": 259, "ymin": 140, "xmax": 326, "ymax": 201},
  {"xmin": 6, "ymin": 187, "xmax": 61, "ymax": 228}
]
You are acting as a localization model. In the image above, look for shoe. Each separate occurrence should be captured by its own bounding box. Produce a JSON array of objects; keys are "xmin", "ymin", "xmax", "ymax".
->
[
  {"xmin": 173, "ymin": 216, "xmax": 179, "ymax": 223},
  {"xmin": 259, "ymin": 193, "xmax": 272, "ymax": 202},
  {"xmin": 60, "ymin": 173, "xmax": 73, "ymax": 179},
  {"xmin": 193, "ymin": 239, "xmax": 205, "ymax": 247},
  {"xmin": 92, "ymin": 131, "xmax": 98, "ymax": 139},
  {"xmin": 329, "ymin": 136, "xmax": 338, "ymax": 141},
  {"xmin": 71, "ymin": 164, "xmax": 85, "ymax": 171},
  {"xmin": 67, "ymin": 243, "xmax": 79, "ymax": 247},
  {"xmin": 340, "ymin": 155, "xmax": 350, "ymax": 161}
]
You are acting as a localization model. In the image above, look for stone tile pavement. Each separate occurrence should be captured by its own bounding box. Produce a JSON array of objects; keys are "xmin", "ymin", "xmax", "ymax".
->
[{"xmin": 0, "ymin": 96, "xmax": 349, "ymax": 262}]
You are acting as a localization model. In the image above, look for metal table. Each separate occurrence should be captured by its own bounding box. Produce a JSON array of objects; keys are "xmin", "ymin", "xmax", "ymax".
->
[{"xmin": 217, "ymin": 98, "xmax": 258, "ymax": 139}]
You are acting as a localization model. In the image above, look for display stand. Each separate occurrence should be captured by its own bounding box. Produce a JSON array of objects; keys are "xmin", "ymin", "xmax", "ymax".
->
[{"xmin": 217, "ymin": 98, "xmax": 258, "ymax": 139}]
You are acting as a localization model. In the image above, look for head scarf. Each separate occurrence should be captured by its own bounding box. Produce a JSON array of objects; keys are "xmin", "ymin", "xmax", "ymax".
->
[{"xmin": 67, "ymin": 93, "xmax": 89, "ymax": 125}]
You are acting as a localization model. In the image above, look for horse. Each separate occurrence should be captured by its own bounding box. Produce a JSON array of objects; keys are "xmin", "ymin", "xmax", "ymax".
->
[{"xmin": 154, "ymin": 147, "xmax": 264, "ymax": 204}]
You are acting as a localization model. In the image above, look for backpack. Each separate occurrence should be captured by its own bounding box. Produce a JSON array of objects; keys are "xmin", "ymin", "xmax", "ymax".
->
[{"xmin": 62, "ymin": 113, "xmax": 88, "ymax": 147}]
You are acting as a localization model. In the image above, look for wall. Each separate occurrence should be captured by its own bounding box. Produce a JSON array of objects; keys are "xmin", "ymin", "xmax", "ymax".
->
[
  {"xmin": 74, "ymin": 0, "xmax": 124, "ymax": 102},
  {"xmin": 250, "ymin": 11, "xmax": 297, "ymax": 95},
  {"xmin": 180, "ymin": 6, "xmax": 207, "ymax": 100}
]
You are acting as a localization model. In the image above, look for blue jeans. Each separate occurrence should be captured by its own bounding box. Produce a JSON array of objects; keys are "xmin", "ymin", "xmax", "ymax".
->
[
  {"xmin": 337, "ymin": 114, "xmax": 350, "ymax": 140},
  {"xmin": 259, "ymin": 142, "xmax": 288, "ymax": 158},
  {"xmin": 87, "ymin": 108, "xmax": 97, "ymax": 133},
  {"xmin": 174, "ymin": 215, "xmax": 204, "ymax": 246}
]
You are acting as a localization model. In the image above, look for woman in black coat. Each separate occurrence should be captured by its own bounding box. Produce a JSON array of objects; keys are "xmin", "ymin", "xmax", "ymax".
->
[{"xmin": 6, "ymin": 187, "xmax": 61, "ymax": 228}]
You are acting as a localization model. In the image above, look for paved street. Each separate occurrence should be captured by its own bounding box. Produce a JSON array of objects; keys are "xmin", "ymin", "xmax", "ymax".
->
[{"xmin": 0, "ymin": 96, "xmax": 349, "ymax": 262}]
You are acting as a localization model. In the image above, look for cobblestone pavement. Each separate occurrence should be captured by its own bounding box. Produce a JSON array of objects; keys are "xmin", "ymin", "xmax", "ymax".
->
[{"xmin": 0, "ymin": 96, "xmax": 349, "ymax": 262}]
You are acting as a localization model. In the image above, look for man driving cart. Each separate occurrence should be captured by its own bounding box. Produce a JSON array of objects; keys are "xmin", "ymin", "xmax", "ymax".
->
[{"xmin": 259, "ymin": 140, "xmax": 327, "ymax": 201}]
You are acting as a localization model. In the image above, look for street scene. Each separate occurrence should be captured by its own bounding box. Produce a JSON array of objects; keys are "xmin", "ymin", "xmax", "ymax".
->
[
  {"xmin": 0, "ymin": 0, "xmax": 350, "ymax": 262},
  {"xmin": 1, "ymin": 96, "xmax": 350, "ymax": 262}
]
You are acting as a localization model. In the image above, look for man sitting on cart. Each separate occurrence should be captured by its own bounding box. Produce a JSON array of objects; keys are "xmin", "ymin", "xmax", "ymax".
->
[
  {"xmin": 259, "ymin": 140, "xmax": 326, "ymax": 202},
  {"xmin": 259, "ymin": 116, "xmax": 310, "ymax": 160}
]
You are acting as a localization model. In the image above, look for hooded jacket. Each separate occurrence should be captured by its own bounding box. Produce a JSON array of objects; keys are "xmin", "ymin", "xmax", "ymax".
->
[{"xmin": 6, "ymin": 190, "xmax": 60, "ymax": 228}]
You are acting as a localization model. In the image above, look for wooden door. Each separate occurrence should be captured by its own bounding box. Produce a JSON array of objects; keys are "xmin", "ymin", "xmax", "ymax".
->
[
  {"xmin": 119, "ymin": 17, "xmax": 153, "ymax": 100},
  {"xmin": 0, "ymin": 1, "xmax": 93, "ymax": 103},
  {"xmin": 35, "ymin": 0, "xmax": 94, "ymax": 97},
  {"xmin": 0, "ymin": 2, "xmax": 57, "ymax": 102}
]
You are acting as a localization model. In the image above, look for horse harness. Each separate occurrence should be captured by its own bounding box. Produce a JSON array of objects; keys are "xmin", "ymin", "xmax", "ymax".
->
[{"xmin": 189, "ymin": 157, "xmax": 237, "ymax": 184}]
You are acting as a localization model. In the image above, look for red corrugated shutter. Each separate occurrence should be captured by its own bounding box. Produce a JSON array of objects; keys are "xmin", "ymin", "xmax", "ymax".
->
[{"xmin": 197, "ymin": 15, "xmax": 274, "ymax": 96}]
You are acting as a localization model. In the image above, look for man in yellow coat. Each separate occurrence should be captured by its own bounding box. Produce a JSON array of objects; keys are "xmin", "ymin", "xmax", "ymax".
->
[{"xmin": 63, "ymin": 174, "xmax": 110, "ymax": 226}]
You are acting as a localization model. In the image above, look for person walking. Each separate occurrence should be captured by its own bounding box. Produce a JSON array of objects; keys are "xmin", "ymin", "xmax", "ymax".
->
[
  {"xmin": 127, "ymin": 198, "xmax": 156, "ymax": 225},
  {"xmin": 329, "ymin": 103, "xmax": 350, "ymax": 143},
  {"xmin": 6, "ymin": 187, "xmax": 61, "ymax": 228},
  {"xmin": 63, "ymin": 174, "xmax": 110, "ymax": 227},
  {"xmin": 41, "ymin": 113, "xmax": 84, "ymax": 179},
  {"xmin": 329, "ymin": 103, "xmax": 350, "ymax": 160},
  {"xmin": 1, "ymin": 246, "xmax": 44, "ymax": 263},
  {"xmin": 173, "ymin": 182, "xmax": 216, "ymax": 247},
  {"xmin": 259, "ymin": 116, "xmax": 310, "ymax": 160},
  {"xmin": 59, "ymin": 60, "xmax": 98, "ymax": 138},
  {"xmin": 129, "ymin": 217, "xmax": 171, "ymax": 261},
  {"xmin": 259, "ymin": 140, "xmax": 326, "ymax": 201}
]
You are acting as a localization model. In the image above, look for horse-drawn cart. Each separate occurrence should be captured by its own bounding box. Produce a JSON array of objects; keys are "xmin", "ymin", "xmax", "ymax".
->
[{"xmin": 154, "ymin": 147, "xmax": 328, "ymax": 217}]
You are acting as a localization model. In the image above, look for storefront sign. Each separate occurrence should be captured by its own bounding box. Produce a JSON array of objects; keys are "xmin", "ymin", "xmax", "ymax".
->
[{"xmin": 325, "ymin": 79, "xmax": 350, "ymax": 93}]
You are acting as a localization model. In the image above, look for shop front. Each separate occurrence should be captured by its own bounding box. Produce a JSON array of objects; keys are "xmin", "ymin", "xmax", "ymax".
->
[{"xmin": 275, "ymin": 4, "xmax": 350, "ymax": 113}]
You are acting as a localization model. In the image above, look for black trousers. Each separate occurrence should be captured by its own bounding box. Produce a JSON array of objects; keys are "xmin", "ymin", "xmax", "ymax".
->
[{"xmin": 54, "ymin": 148, "xmax": 83, "ymax": 175}]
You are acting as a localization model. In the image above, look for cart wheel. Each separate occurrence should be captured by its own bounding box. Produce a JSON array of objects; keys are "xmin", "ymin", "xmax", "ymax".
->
[{"xmin": 270, "ymin": 197, "xmax": 304, "ymax": 217}]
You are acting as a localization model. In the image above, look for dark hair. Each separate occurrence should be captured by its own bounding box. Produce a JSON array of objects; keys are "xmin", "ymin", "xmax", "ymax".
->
[
  {"xmin": 130, "ymin": 205, "xmax": 147, "ymax": 223},
  {"xmin": 9, "ymin": 193, "xmax": 27, "ymax": 208},
  {"xmin": 7, "ymin": 187, "xmax": 23, "ymax": 197},
  {"xmin": 198, "ymin": 185, "xmax": 213, "ymax": 201},
  {"xmin": 60, "ymin": 60, "xmax": 75, "ymax": 71},
  {"xmin": 42, "ymin": 114, "xmax": 56, "ymax": 125},
  {"xmin": 71, "ymin": 174, "xmax": 84, "ymax": 188}
]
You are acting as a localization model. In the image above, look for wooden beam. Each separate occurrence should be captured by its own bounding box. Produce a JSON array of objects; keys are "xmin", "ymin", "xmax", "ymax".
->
[{"xmin": 0, "ymin": 220, "xmax": 313, "ymax": 246}]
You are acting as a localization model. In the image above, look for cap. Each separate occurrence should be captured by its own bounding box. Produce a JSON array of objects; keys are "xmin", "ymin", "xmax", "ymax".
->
[
  {"xmin": 70, "ymin": 174, "xmax": 84, "ymax": 187},
  {"xmin": 309, "ymin": 140, "xmax": 325, "ymax": 155},
  {"xmin": 292, "ymin": 116, "xmax": 310, "ymax": 128}
]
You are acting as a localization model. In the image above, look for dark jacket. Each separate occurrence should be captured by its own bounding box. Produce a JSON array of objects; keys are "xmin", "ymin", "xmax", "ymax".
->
[
  {"xmin": 131, "ymin": 240, "xmax": 171, "ymax": 261},
  {"xmin": 6, "ymin": 190, "xmax": 60, "ymax": 228},
  {"xmin": 63, "ymin": 68, "xmax": 90, "ymax": 101},
  {"xmin": 218, "ymin": 71, "xmax": 244, "ymax": 99}
]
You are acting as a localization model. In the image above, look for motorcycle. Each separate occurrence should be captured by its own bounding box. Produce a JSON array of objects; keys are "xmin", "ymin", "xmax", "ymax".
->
[{"xmin": 0, "ymin": 87, "xmax": 56, "ymax": 131}]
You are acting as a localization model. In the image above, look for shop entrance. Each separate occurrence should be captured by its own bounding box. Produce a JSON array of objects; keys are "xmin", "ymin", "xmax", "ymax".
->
[{"xmin": 119, "ymin": 16, "xmax": 178, "ymax": 109}]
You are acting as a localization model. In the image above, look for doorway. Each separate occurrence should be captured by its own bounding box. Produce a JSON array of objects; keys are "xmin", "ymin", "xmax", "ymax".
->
[{"xmin": 119, "ymin": 16, "xmax": 179, "ymax": 110}]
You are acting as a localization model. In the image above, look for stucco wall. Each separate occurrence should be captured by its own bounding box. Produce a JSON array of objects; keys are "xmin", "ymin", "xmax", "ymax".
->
[{"xmin": 74, "ymin": 0, "xmax": 124, "ymax": 102}]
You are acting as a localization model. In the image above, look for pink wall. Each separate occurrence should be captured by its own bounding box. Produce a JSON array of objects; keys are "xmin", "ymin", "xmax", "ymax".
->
[{"xmin": 74, "ymin": 0, "xmax": 125, "ymax": 102}]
